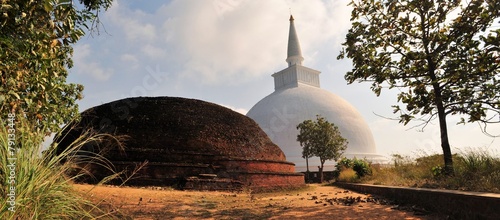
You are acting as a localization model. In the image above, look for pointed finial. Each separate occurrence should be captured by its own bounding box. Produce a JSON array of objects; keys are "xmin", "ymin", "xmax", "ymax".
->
[{"xmin": 286, "ymin": 15, "xmax": 303, "ymax": 66}]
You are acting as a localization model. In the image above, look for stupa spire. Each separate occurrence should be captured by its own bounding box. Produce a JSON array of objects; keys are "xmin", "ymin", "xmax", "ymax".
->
[{"xmin": 286, "ymin": 15, "xmax": 304, "ymax": 66}]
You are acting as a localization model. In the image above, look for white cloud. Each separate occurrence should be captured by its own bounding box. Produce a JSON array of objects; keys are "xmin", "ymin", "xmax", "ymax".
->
[
  {"xmin": 98, "ymin": 0, "xmax": 352, "ymax": 85},
  {"xmin": 73, "ymin": 44, "xmax": 114, "ymax": 81},
  {"xmin": 141, "ymin": 44, "xmax": 167, "ymax": 59},
  {"xmin": 73, "ymin": 43, "xmax": 91, "ymax": 59},
  {"xmin": 106, "ymin": 1, "xmax": 157, "ymax": 42},
  {"xmin": 120, "ymin": 54, "xmax": 139, "ymax": 70},
  {"xmin": 85, "ymin": 63, "xmax": 114, "ymax": 81},
  {"xmin": 121, "ymin": 53, "xmax": 138, "ymax": 63}
]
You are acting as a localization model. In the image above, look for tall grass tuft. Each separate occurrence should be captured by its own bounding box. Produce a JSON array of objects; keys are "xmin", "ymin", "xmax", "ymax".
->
[
  {"xmin": 360, "ymin": 150, "xmax": 500, "ymax": 193},
  {"xmin": 0, "ymin": 118, "xmax": 125, "ymax": 219},
  {"xmin": 337, "ymin": 168, "xmax": 359, "ymax": 183},
  {"xmin": 452, "ymin": 149, "xmax": 500, "ymax": 192}
]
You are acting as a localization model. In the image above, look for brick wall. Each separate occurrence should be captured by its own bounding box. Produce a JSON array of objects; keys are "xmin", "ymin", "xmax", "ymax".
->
[{"xmin": 219, "ymin": 159, "xmax": 295, "ymax": 173}]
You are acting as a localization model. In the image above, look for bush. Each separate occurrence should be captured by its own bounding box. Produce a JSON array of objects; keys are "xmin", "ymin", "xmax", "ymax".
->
[
  {"xmin": 335, "ymin": 157, "xmax": 372, "ymax": 180},
  {"xmin": 352, "ymin": 159, "xmax": 372, "ymax": 177},
  {"xmin": 336, "ymin": 157, "xmax": 353, "ymax": 171}
]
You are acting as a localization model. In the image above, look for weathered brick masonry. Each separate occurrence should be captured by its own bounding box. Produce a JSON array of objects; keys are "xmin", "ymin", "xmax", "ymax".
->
[{"xmin": 55, "ymin": 97, "xmax": 304, "ymax": 191}]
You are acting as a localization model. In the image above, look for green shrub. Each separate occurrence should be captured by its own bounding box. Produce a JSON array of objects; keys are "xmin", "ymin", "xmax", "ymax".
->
[
  {"xmin": 431, "ymin": 165, "xmax": 444, "ymax": 177},
  {"xmin": 352, "ymin": 159, "xmax": 372, "ymax": 177},
  {"xmin": 335, "ymin": 157, "xmax": 372, "ymax": 180},
  {"xmin": 336, "ymin": 157, "xmax": 353, "ymax": 171}
]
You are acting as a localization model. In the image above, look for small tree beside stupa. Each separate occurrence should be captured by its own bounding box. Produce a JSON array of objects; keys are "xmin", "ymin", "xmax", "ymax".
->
[{"xmin": 297, "ymin": 115, "xmax": 348, "ymax": 183}]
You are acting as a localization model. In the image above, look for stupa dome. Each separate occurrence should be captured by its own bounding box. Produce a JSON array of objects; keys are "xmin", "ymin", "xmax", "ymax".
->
[
  {"xmin": 55, "ymin": 96, "xmax": 304, "ymax": 191},
  {"xmin": 247, "ymin": 16, "xmax": 383, "ymax": 171},
  {"xmin": 247, "ymin": 85, "xmax": 381, "ymax": 171}
]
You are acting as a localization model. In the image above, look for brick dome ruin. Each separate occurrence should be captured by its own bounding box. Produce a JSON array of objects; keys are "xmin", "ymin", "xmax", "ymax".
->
[{"xmin": 55, "ymin": 97, "xmax": 304, "ymax": 191}]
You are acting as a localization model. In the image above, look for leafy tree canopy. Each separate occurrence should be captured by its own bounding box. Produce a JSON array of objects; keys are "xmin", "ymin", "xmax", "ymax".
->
[
  {"xmin": 296, "ymin": 115, "xmax": 348, "ymax": 169},
  {"xmin": 338, "ymin": 0, "xmax": 500, "ymax": 174},
  {"xmin": 1, "ymin": 0, "xmax": 112, "ymax": 143}
]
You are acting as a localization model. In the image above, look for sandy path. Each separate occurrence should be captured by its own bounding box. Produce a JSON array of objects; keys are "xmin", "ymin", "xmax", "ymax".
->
[{"xmin": 74, "ymin": 184, "xmax": 441, "ymax": 219}]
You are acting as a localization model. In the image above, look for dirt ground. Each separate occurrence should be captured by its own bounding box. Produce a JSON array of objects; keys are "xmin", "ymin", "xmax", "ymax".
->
[{"xmin": 75, "ymin": 184, "xmax": 442, "ymax": 220}]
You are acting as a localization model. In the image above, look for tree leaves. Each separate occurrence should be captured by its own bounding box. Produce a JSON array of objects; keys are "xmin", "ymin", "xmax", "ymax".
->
[
  {"xmin": 339, "ymin": 0, "xmax": 500, "ymax": 174},
  {"xmin": 340, "ymin": 0, "xmax": 500, "ymax": 126},
  {"xmin": 0, "ymin": 0, "xmax": 112, "ymax": 143},
  {"xmin": 296, "ymin": 115, "xmax": 348, "ymax": 166}
]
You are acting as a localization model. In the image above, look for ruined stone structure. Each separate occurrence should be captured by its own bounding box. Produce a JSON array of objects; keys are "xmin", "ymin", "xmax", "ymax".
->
[{"xmin": 56, "ymin": 97, "xmax": 304, "ymax": 191}]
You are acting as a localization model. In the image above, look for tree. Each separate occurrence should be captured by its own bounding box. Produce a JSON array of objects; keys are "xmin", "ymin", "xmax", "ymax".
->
[
  {"xmin": 297, "ymin": 115, "xmax": 348, "ymax": 183},
  {"xmin": 0, "ymin": 0, "xmax": 112, "ymax": 144},
  {"xmin": 296, "ymin": 119, "xmax": 314, "ymax": 181},
  {"xmin": 338, "ymin": 0, "xmax": 500, "ymax": 175}
]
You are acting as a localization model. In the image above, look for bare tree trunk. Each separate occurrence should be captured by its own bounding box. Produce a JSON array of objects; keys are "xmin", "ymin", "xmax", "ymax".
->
[
  {"xmin": 432, "ymin": 80, "xmax": 454, "ymax": 175},
  {"xmin": 318, "ymin": 161, "xmax": 324, "ymax": 183},
  {"xmin": 428, "ymin": 58, "xmax": 454, "ymax": 175},
  {"xmin": 305, "ymin": 156, "xmax": 310, "ymax": 183},
  {"xmin": 437, "ymin": 106, "xmax": 454, "ymax": 175}
]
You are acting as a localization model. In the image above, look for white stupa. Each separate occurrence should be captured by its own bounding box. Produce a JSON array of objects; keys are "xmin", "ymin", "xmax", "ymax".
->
[{"xmin": 247, "ymin": 15, "xmax": 385, "ymax": 171}]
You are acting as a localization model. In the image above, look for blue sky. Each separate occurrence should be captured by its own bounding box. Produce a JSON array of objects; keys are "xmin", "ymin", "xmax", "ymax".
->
[{"xmin": 67, "ymin": 0, "xmax": 499, "ymax": 158}]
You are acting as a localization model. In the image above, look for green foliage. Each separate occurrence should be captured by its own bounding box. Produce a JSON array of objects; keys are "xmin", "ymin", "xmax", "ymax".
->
[
  {"xmin": 352, "ymin": 158, "xmax": 372, "ymax": 177},
  {"xmin": 336, "ymin": 157, "xmax": 353, "ymax": 171},
  {"xmin": 79, "ymin": 0, "xmax": 113, "ymax": 11},
  {"xmin": 335, "ymin": 157, "xmax": 372, "ymax": 178},
  {"xmin": 0, "ymin": 0, "xmax": 112, "ymax": 144},
  {"xmin": 338, "ymin": 0, "xmax": 500, "ymax": 175},
  {"xmin": 431, "ymin": 165, "xmax": 444, "ymax": 177},
  {"xmin": 296, "ymin": 115, "xmax": 348, "ymax": 167},
  {"xmin": 339, "ymin": 0, "xmax": 500, "ymax": 124}
]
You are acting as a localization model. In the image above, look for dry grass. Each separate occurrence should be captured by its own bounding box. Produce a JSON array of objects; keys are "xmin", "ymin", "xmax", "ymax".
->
[
  {"xmin": 359, "ymin": 150, "xmax": 500, "ymax": 193},
  {"xmin": 337, "ymin": 168, "xmax": 359, "ymax": 183},
  {"xmin": 0, "ymin": 118, "xmax": 123, "ymax": 219}
]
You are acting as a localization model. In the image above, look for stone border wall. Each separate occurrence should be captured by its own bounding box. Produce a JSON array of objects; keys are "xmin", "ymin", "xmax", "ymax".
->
[{"xmin": 334, "ymin": 182, "xmax": 500, "ymax": 220}]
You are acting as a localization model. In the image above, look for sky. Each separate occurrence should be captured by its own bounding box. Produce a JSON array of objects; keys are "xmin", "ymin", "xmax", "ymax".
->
[{"xmin": 66, "ymin": 0, "xmax": 500, "ymax": 159}]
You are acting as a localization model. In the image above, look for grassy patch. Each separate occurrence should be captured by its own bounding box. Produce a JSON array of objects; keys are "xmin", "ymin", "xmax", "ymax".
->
[
  {"xmin": 358, "ymin": 150, "xmax": 500, "ymax": 193},
  {"xmin": 0, "ymin": 119, "xmax": 123, "ymax": 219},
  {"xmin": 337, "ymin": 168, "xmax": 359, "ymax": 183}
]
